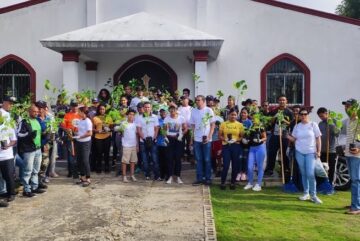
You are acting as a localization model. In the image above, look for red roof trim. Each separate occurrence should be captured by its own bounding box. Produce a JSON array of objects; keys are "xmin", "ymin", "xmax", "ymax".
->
[
  {"xmin": 252, "ymin": 0, "xmax": 360, "ymax": 27},
  {"xmin": 0, "ymin": 0, "xmax": 50, "ymax": 14}
]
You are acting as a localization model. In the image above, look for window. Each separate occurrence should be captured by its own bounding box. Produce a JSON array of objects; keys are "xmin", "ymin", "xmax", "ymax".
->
[
  {"xmin": 0, "ymin": 55, "xmax": 35, "ymax": 102},
  {"xmin": 261, "ymin": 54, "xmax": 310, "ymax": 106}
]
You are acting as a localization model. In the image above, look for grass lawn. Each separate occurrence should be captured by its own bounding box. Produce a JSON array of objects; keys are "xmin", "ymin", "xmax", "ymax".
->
[{"xmin": 211, "ymin": 186, "xmax": 360, "ymax": 241}]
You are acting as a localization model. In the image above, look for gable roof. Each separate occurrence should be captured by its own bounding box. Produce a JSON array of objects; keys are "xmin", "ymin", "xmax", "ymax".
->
[
  {"xmin": 252, "ymin": 0, "xmax": 360, "ymax": 27},
  {"xmin": 41, "ymin": 12, "xmax": 224, "ymax": 59}
]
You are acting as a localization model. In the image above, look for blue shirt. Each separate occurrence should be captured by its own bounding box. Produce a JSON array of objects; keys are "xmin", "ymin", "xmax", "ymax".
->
[
  {"xmin": 157, "ymin": 117, "xmax": 167, "ymax": 147},
  {"xmin": 240, "ymin": 118, "xmax": 252, "ymax": 129}
]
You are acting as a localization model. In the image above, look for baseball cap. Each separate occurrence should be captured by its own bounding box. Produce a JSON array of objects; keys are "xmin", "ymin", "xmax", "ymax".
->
[
  {"xmin": 206, "ymin": 95, "xmax": 214, "ymax": 101},
  {"xmin": 137, "ymin": 102, "xmax": 144, "ymax": 108},
  {"xmin": 3, "ymin": 96, "xmax": 17, "ymax": 103},
  {"xmin": 342, "ymin": 98, "xmax": 357, "ymax": 106},
  {"xmin": 70, "ymin": 100, "xmax": 78, "ymax": 107}
]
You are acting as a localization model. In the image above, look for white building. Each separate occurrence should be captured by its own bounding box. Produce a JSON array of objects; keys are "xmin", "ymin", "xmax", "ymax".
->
[{"xmin": 0, "ymin": 0, "xmax": 359, "ymax": 113}]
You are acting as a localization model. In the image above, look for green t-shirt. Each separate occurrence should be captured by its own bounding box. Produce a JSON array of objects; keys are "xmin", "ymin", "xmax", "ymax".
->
[{"xmin": 29, "ymin": 118, "xmax": 41, "ymax": 148}]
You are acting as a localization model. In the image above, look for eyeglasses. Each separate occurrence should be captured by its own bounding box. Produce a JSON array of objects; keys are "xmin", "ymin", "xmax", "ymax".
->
[{"xmin": 299, "ymin": 113, "xmax": 308, "ymax": 116}]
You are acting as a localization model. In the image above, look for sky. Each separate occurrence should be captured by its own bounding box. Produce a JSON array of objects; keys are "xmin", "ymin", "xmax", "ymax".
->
[{"xmin": 0, "ymin": 0, "xmax": 343, "ymax": 13}]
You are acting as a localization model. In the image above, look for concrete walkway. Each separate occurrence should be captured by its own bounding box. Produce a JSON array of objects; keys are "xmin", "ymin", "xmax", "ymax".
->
[{"xmin": 0, "ymin": 165, "xmax": 205, "ymax": 241}]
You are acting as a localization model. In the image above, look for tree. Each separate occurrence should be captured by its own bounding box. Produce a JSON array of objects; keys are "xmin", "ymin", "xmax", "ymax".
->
[{"xmin": 336, "ymin": 0, "xmax": 360, "ymax": 20}]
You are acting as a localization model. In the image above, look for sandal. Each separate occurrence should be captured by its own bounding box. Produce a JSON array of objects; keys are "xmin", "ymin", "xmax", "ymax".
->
[{"xmin": 75, "ymin": 179, "xmax": 85, "ymax": 185}]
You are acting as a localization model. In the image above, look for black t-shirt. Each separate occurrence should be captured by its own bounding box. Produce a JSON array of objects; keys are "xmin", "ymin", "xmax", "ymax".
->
[
  {"xmin": 248, "ymin": 127, "xmax": 266, "ymax": 146},
  {"xmin": 269, "ymin": 107, "xmax": 294, "ymax": 134}
]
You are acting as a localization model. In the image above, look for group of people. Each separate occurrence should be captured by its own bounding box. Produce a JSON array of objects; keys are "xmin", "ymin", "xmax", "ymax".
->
[{"xmin": 0, "ymin": 85, "xmax": 359, "ymax": 215}]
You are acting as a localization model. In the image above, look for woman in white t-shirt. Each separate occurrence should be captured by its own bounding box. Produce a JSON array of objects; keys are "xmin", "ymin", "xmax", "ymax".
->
[
  {"xmin": 74, "ymin": 106, "xmax": 93, "ymax": 187},
  {"xmin": 288, "ymin": 108, "xmax": 322, "ymax": 204},
  {"xmin": 165, "ymin": 105, "xmax": 188, "ymax": 184}
]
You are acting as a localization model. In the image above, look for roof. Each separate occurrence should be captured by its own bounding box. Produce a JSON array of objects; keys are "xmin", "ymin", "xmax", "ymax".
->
[
  {"xmin": 41, "ymin": 12, "xmax": 224, "ymax": 59},
  {"xmin": 252, "ymin": 0, "xmax": 360, "ymax": 27}
]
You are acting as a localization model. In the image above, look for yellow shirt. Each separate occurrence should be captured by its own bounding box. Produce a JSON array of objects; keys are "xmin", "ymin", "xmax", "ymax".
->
[
  {"xmin": 219, "ymin": 121, "xmax": 244, "ymax": 145},
  {"xmin": 93, "ymin": 115, "xmax": 113, "ymax": 139}
]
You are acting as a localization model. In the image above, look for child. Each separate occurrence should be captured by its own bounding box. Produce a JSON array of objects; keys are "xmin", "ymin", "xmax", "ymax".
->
[{"xmin": 119, "ymin": 109, "xmax": 139, "ymax": 182}]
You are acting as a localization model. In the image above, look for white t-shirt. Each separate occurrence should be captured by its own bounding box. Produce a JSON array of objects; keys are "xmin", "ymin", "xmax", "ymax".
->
[
  {"xmin": 164, "ymin": 115, "xmax": 185, "ymax": 136},
  {"xmin": 292, "ymin": 121, "xmax": 321, "ymax": 154},
  {"xmin": 0, "ymin": 108, "xmax": 11, "ymax": 122},
  {"xmin": 136, "ymin": 114, "xmax": 159, "ymax": 142},
  {"xmin": 122, "ymin": 122, "xmax": 137, "ymax": 147},
  {"xmin": 0, "ymin": 126, "xmax": 17, "ymax": 161},
  {"xmin": 76, "ymin": 118, "xmax": 92, "ymax": 142},
  {"xmin": 190, "ymin": 106, "xmax": 215, "ymax": 142},
  {"xmin": 178, "ymin": 106, "xmax": 192, "ymax": 126},
  {"xmin": 129, "ymin": 96, "xmax": 149, "ymax": 110}
]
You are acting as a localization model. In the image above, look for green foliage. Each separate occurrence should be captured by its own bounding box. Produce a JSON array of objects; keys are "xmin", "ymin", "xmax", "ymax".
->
[
  {"xmin": 193, "ymin": 73, "xmax": 204, "ymax": 91},
  {"xmin": 328, "ymin": 110, "xmax": 344, "ymax": 131},
  {"xmin": 46, "ymin": 116, "xmax": 63, "ymax": 133},
  {"xmin": 201, "ymin": 113, "xmax": 213, "ymax": 132},
  {"xmin": 10, "ymin": 94, "xmax": 32, "ymax": 122},
  {"xmin": 216, "ymin": 90, "xmax": 224, "ymax": 100},
  {"xmin": 44, "ymin": 80, "xmax": 69, "ymax": 105},
  {"xmin": 275, "ymin": 110, "xmax": 290, "ymax": 131},
  {"xmin": 111, "ymin": 84, "xmax": 125, "ymax": 108},
  {"xmin": 128, "ymin": 78, "xmax": 143, "ymax": 93},
  {"xmin": 233, "ymin": 80, "xmax": 247, "ymax": 106},
  {"xmin": 336, "ymin": 0, "xmax": 360, "ymax": 20}
]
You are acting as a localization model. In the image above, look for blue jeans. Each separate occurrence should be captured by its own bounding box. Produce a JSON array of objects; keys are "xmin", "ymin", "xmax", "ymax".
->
[
  {"xmin": 0, "ymin": 175, "xmax": 6, "ymax": 194},
  {"xmin": 21, "ymin": 149, "xmax": 42, "ymax": 193},
  {"xmin": 248, "ymin": 144, "xmax": 266, "ymax": 185},
  {"xmin": 295, "ymin": 151, "xmax": 316, "ymax": 197},
  {"xmin": 194, "ymin": 141, "xmax": 212, "ymax": 182},
  {"xmin": 347, "ymin": 156, "xmax": 360, "ymax": 211},
  {"xmin": 221, "ymin": 143, "xmax": 241, "ymax": 184},
  {"xmin": 139, "ymin": 142, "xmax": 159, "ymax": 179}
]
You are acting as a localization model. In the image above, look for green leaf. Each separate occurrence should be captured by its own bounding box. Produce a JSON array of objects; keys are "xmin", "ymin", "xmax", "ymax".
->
[{"xmin": 45, "ymin": 79, "xmax": 51, "ymax": 90}]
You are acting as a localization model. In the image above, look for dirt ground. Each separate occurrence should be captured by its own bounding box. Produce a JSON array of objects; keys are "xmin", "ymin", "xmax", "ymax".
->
[{"xmin": 0, "ymin": 165, "xmax": 205, "ymax": 241}]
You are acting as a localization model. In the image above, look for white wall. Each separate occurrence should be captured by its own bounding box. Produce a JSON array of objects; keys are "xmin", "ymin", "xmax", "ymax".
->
[{"xmin": 0, "ymin": 0, "xmax": 87, "ymax": 102}]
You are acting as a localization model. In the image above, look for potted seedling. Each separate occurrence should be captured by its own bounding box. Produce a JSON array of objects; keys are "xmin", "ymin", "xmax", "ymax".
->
[
  {"xmin": 233, "ymin": 80, "xmax": 248, "ymax": 108},
  {"xmin": 201, "ymin": 112, "xmax": 213, "ymax": 144},
  {"xmin": 193, "ymin": 73, "xmax": 204, "ymax": 94}
]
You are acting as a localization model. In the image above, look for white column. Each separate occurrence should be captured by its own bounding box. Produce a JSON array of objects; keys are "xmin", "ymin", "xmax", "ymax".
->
[
  {"xmin": 84, "ymin": 61, "xmax": 97, "ymax": 91},
  {"xmin": 194, "ymin": 51, "xmax": 209, "ymax": 97},
  {"xmin": 62, "ymin": 51, "xmax": 80, "ymax": 95}
]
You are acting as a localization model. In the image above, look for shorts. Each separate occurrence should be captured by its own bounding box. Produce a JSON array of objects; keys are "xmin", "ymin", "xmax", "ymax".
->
[{"xmin": 121, "ymin": 146, "xmax": 138, "ymax": 164}]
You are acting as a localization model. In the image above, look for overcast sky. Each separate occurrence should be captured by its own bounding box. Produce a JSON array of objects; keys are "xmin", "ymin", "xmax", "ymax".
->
[{"xmin": 0, "ymin": 0, "xmax": 343, "ymax": 13}]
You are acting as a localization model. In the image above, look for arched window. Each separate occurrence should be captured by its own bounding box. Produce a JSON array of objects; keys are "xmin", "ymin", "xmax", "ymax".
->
[
  {"xmin": 261, "ymin": 54, "xmax": 310, "ymax": 106},
  {"xmin": 0, "ymin": 55, "xmax": 36, "ymax": 102}
]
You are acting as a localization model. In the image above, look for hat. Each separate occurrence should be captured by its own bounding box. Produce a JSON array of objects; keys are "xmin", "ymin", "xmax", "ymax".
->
[
  {"xmin": 180, "ymin": 95, "xmax": 189, "ymax": 100},
  {"xmin": 214, "ymin": 97, "xmax": 220, "ymax": 103},
  {"xmin": 242, "ymin": 98, "xmax": 253, "ymax": 106},
  {"xmin": 35, "ymin": 100, "xmax": 47, "ymax": 109},
  {"xmin": 137, "ymin": 102, "xmax": 144, "ymax": 108},
  {"xmin": 3, "ymin": 96, "xmax": 16, "ymax": 103},
  {"xmin": 70, "ymin": 100, "xmax": 78, "ymax": 107},
  {"xmin": 342, "ymin": 98, "xmax": 357, "ymax": 106},
  {"xmin": 159, "ymin": 108, "xmax": 167, "ymax": 112},
  {"xmin": 206, "ymin": 95, "xmax": 214, "ymax": 101},
  {"xmin": 92, "ymin": 98, "xmax": 99, "ymax": 103}
]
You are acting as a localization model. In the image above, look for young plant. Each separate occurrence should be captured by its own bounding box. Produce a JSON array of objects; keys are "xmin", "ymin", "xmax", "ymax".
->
[
  {"xmin": 328, "ymin": 110, "xmax": 343, "ymax": 133},
  {"xmin": 111, "ymin": 84, "xmax": 125, "ymax": 109},
  {"xmin": 233, "ymin": 80, "xmax": 248, "ymax": 107},
  {"xmin": 216, "ymin": 90, "xmax": 224, "ymax": 101},
  {"xmin": 201, "ymin": 112, "xmax": 213, "ymax": 142},
  {"xmin": 193, "ymin": 73, "xmax": 204, "ymax": 93}
]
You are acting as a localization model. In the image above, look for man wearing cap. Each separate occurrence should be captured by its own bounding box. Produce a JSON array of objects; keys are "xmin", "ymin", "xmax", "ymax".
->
[
  {"xmin": 129, "ymin": 86, "xmax": 149, "ymax": 111},
  {"xmin": 17, "ymin": 104, "xmax": 45, "ymax": 197},
  {"xmin": 61, "ymin": 100, "xmax": 81, "ymax": 178},
  {"xmin": 342, "ymin": 99, "xmax": 360, "ymax": 215},
  {"xmin": 88, "ymin": 98, "xmax": 99, "ymax": 120},
  {"xmin": 206, "ymin": 95, "xmax": 215, "ymax": 108}
]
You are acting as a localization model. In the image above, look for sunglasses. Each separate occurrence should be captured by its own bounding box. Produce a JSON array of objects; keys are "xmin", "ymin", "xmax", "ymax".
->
[{"xmin": 299, "ymin": 113, "xmax": 308, "ymax": 116}]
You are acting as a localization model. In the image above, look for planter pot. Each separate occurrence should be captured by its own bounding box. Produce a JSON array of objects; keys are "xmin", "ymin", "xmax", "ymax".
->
[
  {"xmin": 227, "ymin": 134, "xmax": 232, "ymax": 141},
  {"xmin": 202, "ymin": 135, "xmax": 207, "ymax": 144},
  {"xmin": 1, "ymin": 140, "xmax": 7, "ymax": 149}
]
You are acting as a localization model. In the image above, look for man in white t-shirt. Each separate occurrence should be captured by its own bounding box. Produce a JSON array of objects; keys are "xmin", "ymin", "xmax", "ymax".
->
[
  {"xmin": 178, "ymin": 96, "xmax": 193, "ymax": 157},
  {"xmin": 129, "ymin": 86, "xmax": 149, "ymax": 111},
  {"xmin": 190, "ymin": 95, "xmax": 215, "ymax": 186},
  {"xmin": 136, "ymin": 102, "xmax": 160, "ymax": 180}
]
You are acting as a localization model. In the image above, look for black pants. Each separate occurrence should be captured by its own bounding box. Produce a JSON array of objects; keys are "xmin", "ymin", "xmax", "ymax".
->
[
  {"xmin": 182, "ymin": 131, "xmax": 192, "ymax": 156},
  {"xmin": 94, "ymin": 137, "xmax": 111, "ymax": 172},
  {"xmin": 90, "ymin": 136, "xmax": 96, "ymax": 172},
  {"xmin": 75, "ymin": 140, "xmax": 91, "ymax": 178},
  {"xmin": 167, "ymin": 138, "xmax": 183, "ymax": 177},
  {"xmin": 158, "ymin": 146, "xmax": 168, "ymax": 179},
  {"xmin": 266, "ymin": 134, "xmax": 290, "ymax": 173},
  {"xmin": 320, "ymin": 152, "xmax": 337, "ymax": 184},
  {"xmin": 112, "ymin": 131, "xmax": 118, "ymax": 164},
  {"xmin": 0, "ymin": 158, "xmax": 16, "ymax": 196}
]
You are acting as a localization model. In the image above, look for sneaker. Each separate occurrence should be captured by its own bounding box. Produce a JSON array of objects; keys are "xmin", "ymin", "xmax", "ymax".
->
[
  {"xmin": 166, "ymin": 177, "xmax": 173, "ymax": 184},
  {"xmin": 311, "ymin": 196, "xmax": 323, "ymax": 204},
  {"xmin": 145, "ymin": 176, "xmax": 150, "ymax": 181},
  {"xmin": 123, "ymin": 176, "xmax": 129, "ymax": 183},
  {"xmin": 43, "ymin": 177, "xmax": 50, "ymax": 183},
  {"xmin": 32, "ymin": 188, "xmax": 46, "ymax": 194},
  {"xmin": 38, "ymin": 183, "xmax": 48, "ymax": 189},
  {"xmin": 0, "ymin": 200, "xmax": 9, "ymax": 207},
  {"xmin": 240, "ymin": 173, "xmax": 247, "ymax": 181},
  {"xmin": 49, "ymin": 172, "xmax": 59, "ymax": 178},
  {"xmin": 298, "ymin": 194, "xmax": 310, "ymax": 201},
  {"xmin": 177, "ymin": 177, "xmax": 183, "ymax": 184},
  {"xmin": 236, "ymin": 173, "xmax": 241, "ymax": 182},
  {"xmin": 156, "ymin": 177, "xmax": 163, "ymax": 181},
  {"xmin": 204, "ymin": 180, "xmax": 212, "ymax": 186},
  {"xmin": 220, "ymin": 184, "xmax": 226, "ymax": 190},
  {"xmin": 346, "ymin": 209, "xmax": 360, "ymax": 215},
  {"xmin": 131, "ymin": 175, "xmax": 137, "ymax": 182},
  {"xmin": 244, "ymin": 183, "xmax": 253, "ymax": 190},
  {"xmin": 252, "ymin": 184, "xmax": 262, "ymax": 191},
  {"xmin": 192, "ymin": 180, "xmax": 203, "ymax": 186},
  {"xmin": 23, "ymin": 191, "xmax": 36, "ymax": 198}
]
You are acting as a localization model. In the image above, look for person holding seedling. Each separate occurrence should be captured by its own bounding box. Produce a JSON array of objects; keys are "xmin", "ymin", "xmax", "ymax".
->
[
  {"xmin": 218, "ymin": 108, "xmax": 243, "ymax": 190},
  {"xmin": 157, "ymin": 108, "xmax": 169, "ymax": 180},
  {"xmin": 178, "ymin": 95, "xmax": 193, "ymax": 159},
  {"xmin": 92, "ymin": 104, "xmax": 113, "ymax": 173},
  {"xmin": 341, "ymin": 98, "xmax": 360, "ymax": 215}
]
